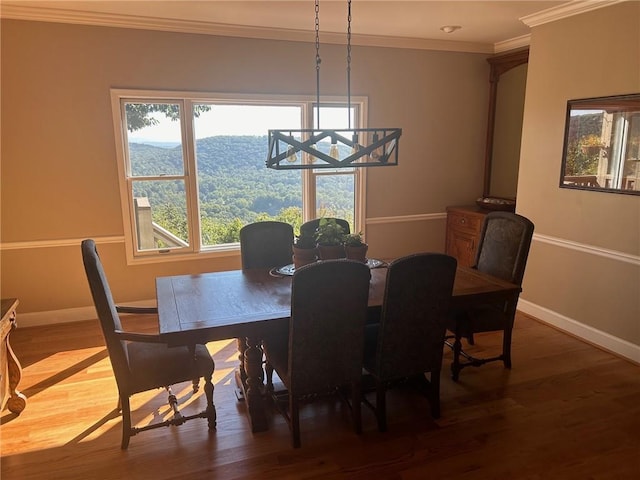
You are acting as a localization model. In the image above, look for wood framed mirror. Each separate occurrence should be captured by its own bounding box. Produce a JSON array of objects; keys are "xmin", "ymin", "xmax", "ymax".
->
[
  {"xmin": 482, "ymin": 48, "xmax": 529, "ymax": 204},
  {"xmin": 559, "ymin": 93, "xmax": 640, "ymax": 195}
]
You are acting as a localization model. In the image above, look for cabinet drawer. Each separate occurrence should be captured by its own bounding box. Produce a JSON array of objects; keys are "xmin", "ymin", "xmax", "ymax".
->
[{"xmin": 447, "ymin": 210, "xmax": 483, "ymax": 233}]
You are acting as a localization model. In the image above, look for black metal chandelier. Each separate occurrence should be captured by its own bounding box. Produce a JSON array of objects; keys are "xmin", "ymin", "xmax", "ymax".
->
[{"xmin": 266, "ymin": 0, "xmax": 401, "ymax": 170}]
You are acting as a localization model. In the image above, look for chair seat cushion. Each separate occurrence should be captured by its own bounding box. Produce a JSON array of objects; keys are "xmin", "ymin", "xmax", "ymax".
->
[{"xmin": 127, "ymin": 342, "xmax": 214, "ymax": 394}]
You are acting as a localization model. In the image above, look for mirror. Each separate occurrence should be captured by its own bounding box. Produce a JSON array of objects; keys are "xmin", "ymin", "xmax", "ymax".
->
[
  {"xmin": 482, "ymin": 48, "xmax": 529, "ymax": 203},
  {"xmin": 560, "ymin": 93, "xmax": 640, "ymax": 195}
]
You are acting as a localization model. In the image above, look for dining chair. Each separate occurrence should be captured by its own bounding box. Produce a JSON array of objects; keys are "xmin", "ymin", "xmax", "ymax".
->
[
  {"xmin": 447, "ymin": 211, "xmax": 534, "ymax": 380},
  {"xmin": 263, "ymin": 259, "xmax": 371, "ymax": 448},
  {"xmin": 362, "ymin": 253, "xmax": 457, "ymax": 432},
  {"xmin": 81, "ymin": 239, "xmax": 216, "ymax": 449},
  {"xmin": 299, "ymin": 217, "xmax": 350, "ymax": 237},
  {"xmin": 239, "ymin": 221, "xmax": 294, "ymax": 270}
]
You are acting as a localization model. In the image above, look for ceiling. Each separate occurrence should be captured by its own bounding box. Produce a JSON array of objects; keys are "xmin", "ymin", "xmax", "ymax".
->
[{"xmin": 0, "ymin": 1, "xmax": 618, "ymax": 53}]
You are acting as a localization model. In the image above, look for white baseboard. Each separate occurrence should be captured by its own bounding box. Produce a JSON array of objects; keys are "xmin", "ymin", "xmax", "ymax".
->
[{"xmin": 518, "ymin": 299, "xmax": 640, "ymax": 364}]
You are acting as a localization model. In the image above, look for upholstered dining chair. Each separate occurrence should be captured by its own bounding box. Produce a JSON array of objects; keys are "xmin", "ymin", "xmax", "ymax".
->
[
  {"xmin": 362, "ymin": 253, "xmax": 457, "ymax": 432},
  {"xmin": 239, "ymin": 221, "xmax": 294, "ymax": 270},
  {"xmin": 447, "ymin": 211, "xmax": 535, "ymax": 380},
  {"xmin": 81, "ymin": 239, "xmax": 216, "ymax": 449},
  {"xmin": 263, "ymin": 259, "xmax": 371, "ymax": 448},
  {"xmin": 299, "ymin": 217, "xmax": 350, "ymax": 237}
]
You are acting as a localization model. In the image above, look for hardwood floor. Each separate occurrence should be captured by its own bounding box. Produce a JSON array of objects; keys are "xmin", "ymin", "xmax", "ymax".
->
[{"xmin": 1, "ymin": 313, "xmax": 639, "ymax": 479}]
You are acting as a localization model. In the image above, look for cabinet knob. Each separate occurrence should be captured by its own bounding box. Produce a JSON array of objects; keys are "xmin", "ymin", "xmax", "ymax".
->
[{"xmin": 460, "ymin": 218, "xmax": 466, "ymax": 224}]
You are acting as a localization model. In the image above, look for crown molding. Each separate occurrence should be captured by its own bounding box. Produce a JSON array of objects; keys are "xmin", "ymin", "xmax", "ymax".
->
[
  {"xmin": 0, "ymin": 4, "xmax": 314, "ymax": 40},
  {"xmin": 4, "ymin": 2, "xmax": 625, "ymax": 55},
  {"xmin": 347, "ymin": 34, "xmax": 493, "ymax": 54},
  {"xmin": 0, "ymin": 4, "xmax": 493, "ymax": 54},
  {"xmin": 521, "ymin": 0, "xmax": 626, "ymax": 28},
  {"xmin": 494, "ymin": 34, "xmax": 531, "ymax": 54}
]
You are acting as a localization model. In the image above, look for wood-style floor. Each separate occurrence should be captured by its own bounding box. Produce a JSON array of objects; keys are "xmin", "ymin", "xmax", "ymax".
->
[{"xmin": 1, "ymin": 312, "xmax": 639, "ymax": 479}]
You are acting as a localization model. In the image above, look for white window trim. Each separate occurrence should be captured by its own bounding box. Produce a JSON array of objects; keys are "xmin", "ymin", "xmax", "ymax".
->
[{"xmin": 110, "ymin": 89, "xmax": 368, "ymax": 265}]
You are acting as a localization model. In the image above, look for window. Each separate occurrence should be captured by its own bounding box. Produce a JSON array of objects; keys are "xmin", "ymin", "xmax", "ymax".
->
[{"xmin": 111, "ymin": 90, "xmax": 366, "ymax": 263}]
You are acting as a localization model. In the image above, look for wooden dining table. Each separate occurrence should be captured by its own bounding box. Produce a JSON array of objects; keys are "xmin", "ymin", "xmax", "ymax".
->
[{"xmin": 156, "ymin": 264, "xmax": 520, "ymax": 433}]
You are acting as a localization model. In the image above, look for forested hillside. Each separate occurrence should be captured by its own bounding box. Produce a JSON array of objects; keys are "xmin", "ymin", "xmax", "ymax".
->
[
  {"xmin": 129, "ymin": 136, "xmax": 353, "ymax": 244},
  {"xmin": 564, "ymin": 113, "xmax": 603, "ymax": 176}
]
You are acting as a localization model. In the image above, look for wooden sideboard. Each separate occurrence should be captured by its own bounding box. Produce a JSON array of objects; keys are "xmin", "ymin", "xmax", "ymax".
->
[
  {"xmin": 1, "ymin": 298, "xmax": 27, "ymax": 414},
  {"xmin": 445, "ymin": 206, "xmax": 487, "ymax": 267}
]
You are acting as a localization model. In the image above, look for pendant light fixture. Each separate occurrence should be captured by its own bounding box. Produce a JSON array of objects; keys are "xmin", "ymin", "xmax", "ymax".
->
[{"xmin": 266, "ymin": 0, "xmax": 401, "ymax": 170}]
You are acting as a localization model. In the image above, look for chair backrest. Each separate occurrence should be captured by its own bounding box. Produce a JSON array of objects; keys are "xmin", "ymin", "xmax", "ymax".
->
[
  {"xmin": 240, "ymin": 221, "xmax": 294, "ymax": 270},
  {"xmin": 81, "ymin": 239, "xmax": 130, "ymax": 389},
  {"xmin": 300, "ymin": 218, "xmax": 351, "ymax": 237},
  {"xmin": 375, "ymin": 253, "xmax": 457, "ymax": 381},
  {"xmin": 474, "ymin": 212, "xmax": 535, "ymax": 286},
  {"xmin": 288, "ymin": 260, "xmax": 370, "ymax": 396}
]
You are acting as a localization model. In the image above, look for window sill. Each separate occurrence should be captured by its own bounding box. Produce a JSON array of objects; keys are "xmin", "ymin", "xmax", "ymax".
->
[{"xmin": 126, "ymin": 245, "xmax": 240, "ymax": 265}]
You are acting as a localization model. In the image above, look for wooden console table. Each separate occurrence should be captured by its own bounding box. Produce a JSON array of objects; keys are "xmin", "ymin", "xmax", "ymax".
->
[{"xmin": 1, "ymin": 298, "xmax": 27, "ymax": 414}]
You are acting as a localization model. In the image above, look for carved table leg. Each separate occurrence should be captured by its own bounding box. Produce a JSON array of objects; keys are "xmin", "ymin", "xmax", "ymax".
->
[
  {"xmin": 234, "ymin": 337, "xmax": 248, "ymax": 400},
  {"xmin": 238, "ymin": 336, "xmax": 268, "ymax": 433}
]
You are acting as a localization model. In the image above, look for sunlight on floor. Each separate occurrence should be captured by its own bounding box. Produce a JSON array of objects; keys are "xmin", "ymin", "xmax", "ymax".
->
[{"xmin": 2, "ymin": 338, "xmax": 243, "ymax": 454}]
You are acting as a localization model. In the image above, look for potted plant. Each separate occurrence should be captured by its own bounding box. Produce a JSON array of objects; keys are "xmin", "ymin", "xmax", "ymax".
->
[
  {"xmin": 314, "ymin": 217, "xmax": 346, "ymax": 260},
  {"xmin": 292, "ymin": 230, "xmax": 317, "ymax": 269},
  {"xmin": 343, "ymin": 232, "xmax": 368, "ymax": 263}
]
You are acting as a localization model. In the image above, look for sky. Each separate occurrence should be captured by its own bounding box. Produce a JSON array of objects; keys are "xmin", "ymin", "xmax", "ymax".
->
[{"xmin": 129, "ymin": 104, "xmax": 353, "ymax": 143}]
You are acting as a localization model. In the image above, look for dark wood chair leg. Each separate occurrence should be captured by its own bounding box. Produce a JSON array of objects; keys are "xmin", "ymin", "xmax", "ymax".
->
[
  {"xmin": 352, "ymin": 381, "xmax": 362, "ymax": 435},
  {"xmin": 502, "ymin": 327, "xmax": 513, "ymax": 368},
  {"xmin": 165, "ymin": 385, "xmax": 184, "ymax": 425},
  {"xmin": 429, "ymin": 370, "xmax": 441, "ymax": 419},
  {"xmin": 502, "ymin": 305, "xmax": 517, "ymax": 369},
  {"xmin": 192, "ymin": 378, "xmax": 200, "ymax": 393},
  {"xmin": 451, "ymin": 334, "xmax": 462, "ymax": 381},
  {"xmin": 120, "ymin": 395, "xmax": 132, "ymax": 450},
  {"xmin": 290, "ymin": 394, "xmax": 301, "ymax": 448},
  {"xmin": 376, "ymin": 383, "xmax": 387, "ymax": 432},
  {"xmin": 204, "ymin": 374, "xmax": 216, "ymax": 430}
]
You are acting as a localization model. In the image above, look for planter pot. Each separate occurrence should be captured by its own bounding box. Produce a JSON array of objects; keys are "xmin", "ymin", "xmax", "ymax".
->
[
  {"xmin": 292, "ymin": 245, "xmax": 317, "ymax": 269},
  {"xmin": 345, "ymin": 244, "xmax": 368, "ymax": 263},
  {"xmin": 317, "ymin": 243, "xmax": 345, "ymax": 260}
]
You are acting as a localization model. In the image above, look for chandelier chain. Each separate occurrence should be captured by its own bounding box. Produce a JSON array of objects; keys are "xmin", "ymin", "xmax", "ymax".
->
[
  {"xmin": 315, "ymin": 0, "xmax": 321, "ymax": 129},
  {"xmin": 347, "ymin": 0, "xmax": 352, "ymax": 130}
]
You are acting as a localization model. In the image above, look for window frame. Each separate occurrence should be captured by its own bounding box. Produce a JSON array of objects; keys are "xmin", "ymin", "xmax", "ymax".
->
[{"xmin": 110, "ymin": 89, "xmax": 367, "ymax": 264}]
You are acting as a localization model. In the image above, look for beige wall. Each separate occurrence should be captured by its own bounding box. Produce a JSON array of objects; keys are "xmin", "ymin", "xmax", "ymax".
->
[
  {"xmin": 1, "ymin": 20, "xmax": 488, "ymax": 314},
  {"xmin": 517, "ymin": 2, "xmax": 640, "ymax": 346}
]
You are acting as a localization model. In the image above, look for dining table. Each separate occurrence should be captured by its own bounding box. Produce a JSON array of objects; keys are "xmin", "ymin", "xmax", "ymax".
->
[{"xmin": 156, "ymin": 262, "xmax": 520, "ymax": 433}]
